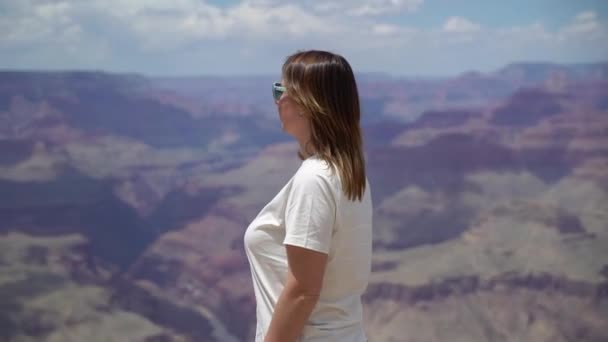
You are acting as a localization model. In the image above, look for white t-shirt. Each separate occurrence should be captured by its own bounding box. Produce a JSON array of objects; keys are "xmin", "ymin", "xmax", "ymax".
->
[{"xmin": 244, "ymin": 156, "xmax": 373, "ymax": 342}]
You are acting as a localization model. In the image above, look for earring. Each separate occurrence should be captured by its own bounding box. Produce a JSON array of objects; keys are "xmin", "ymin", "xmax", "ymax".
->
[{"xmin": 298, "ymin": 112, "xmax": 304, "ymax": 117}]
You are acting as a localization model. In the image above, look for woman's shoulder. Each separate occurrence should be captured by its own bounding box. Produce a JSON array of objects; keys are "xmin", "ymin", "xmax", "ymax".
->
[
  {"xmin": 298, "ymin": 156, "xmax": 335, "ymax": 178},
  {"xmin": 293, "ymin": 156, "xmax": 341, "ymax": 192}
]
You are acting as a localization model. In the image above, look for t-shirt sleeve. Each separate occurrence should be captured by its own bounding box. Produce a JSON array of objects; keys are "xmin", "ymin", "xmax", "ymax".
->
[{"xmin": 283, "ymin": 170, "xmax": 336, "ymax": 254}]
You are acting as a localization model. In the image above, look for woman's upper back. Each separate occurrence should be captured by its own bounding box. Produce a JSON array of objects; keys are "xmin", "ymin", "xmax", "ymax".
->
[{"xmin": 289, "ymin": 156, "xmax": 373, "ymax": 298}]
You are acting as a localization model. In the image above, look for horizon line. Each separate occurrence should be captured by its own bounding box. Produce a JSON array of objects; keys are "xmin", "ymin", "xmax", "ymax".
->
[{"xmin": 0, "ymin": 59, "xmax": 606, "ymax": 80}]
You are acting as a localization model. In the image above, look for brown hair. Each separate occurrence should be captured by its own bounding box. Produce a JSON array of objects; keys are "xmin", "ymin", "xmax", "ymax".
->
[{"xmin": 282, "ymin": 50, "xmax": 366, "ymax": 201}]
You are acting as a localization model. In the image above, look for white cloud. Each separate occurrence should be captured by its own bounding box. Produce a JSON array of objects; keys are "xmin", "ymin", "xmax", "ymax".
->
[
  {"xmin": 96, "ymin": 0, "xmax": 345, "ymax": 47},
  {"xmin": 0, "ymin": 1, "xmax": 82, "ymax": 47},
  {"xmin": 373, "ymin": 23, "xmax": 401, "ymax": 35},
  {"xmin": 254, "ymin": 0, "xmax": 424, "ymax": 16},
  {"xmin": 442, "ymin": 16, "xmax": 481, "ymax": 33},
  {"xmin": 226, "ymin": 2, "xmax": 340, "ymax": 38},
  {"xmin": 116, "ymin": 1, "xmax": 233, "ymax": 49},
  {"xmin": 0, "ymin": 0, "xmax": 344, "ymax": 51},
  {"xmin": 575, "ymin": 11, "xmax": 597, "ymax": 22},
  {"xmin": 0, "ymin": 1, "xmax": 606, "ymax": 76},
  {"xmin": 34, "ymin": 2, "xmax": 71, "ymax": 21},
  {"xmin": 560, "ymin": 10, "xmax": 604, "ymax": 38},
  {"xmin": 497, "ymin": 22, "xmax": 553, "ymax": 43},
  {"xmin": 345, "ymin": 0, "xmax": 424, "ymax": 16}
]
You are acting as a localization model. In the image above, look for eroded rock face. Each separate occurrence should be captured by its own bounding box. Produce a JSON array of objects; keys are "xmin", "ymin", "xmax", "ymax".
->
[{"xmin": 364, "ymin": 278, "xmax": 608, "ymax": 342}]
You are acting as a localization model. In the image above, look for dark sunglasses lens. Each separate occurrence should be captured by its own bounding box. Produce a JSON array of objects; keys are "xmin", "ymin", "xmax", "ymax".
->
[{"xmin": 273, "ymin": 88, "xmax": 283, "ymax": 101}]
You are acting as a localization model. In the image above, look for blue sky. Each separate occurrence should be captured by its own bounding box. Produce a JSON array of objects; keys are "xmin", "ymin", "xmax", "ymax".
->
[{"xmin": 1, "ymin": 0, "xmax": 607, "ymax": 77}]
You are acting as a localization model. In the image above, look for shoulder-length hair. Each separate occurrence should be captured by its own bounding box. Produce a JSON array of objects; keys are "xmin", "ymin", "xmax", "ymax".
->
[{"xmin": 282, "ymin": 50, "xmax": 366, "ymax": 202}]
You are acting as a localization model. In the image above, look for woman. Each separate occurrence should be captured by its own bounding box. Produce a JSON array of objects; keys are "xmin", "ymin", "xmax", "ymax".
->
[{"xmin": 244, "ymin": 50, "xmax": 373, "ymax": 342}]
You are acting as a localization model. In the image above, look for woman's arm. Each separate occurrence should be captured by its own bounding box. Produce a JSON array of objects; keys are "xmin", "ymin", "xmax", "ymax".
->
[{"xmin": 264, "ymin": 244, "xmax": 328, "ymax": 342}]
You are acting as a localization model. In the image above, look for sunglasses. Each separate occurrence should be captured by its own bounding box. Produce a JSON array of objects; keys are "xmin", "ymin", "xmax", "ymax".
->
[{"xmin": 272, "ymin": 82, "xmax": 286, "ymax": 101}]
